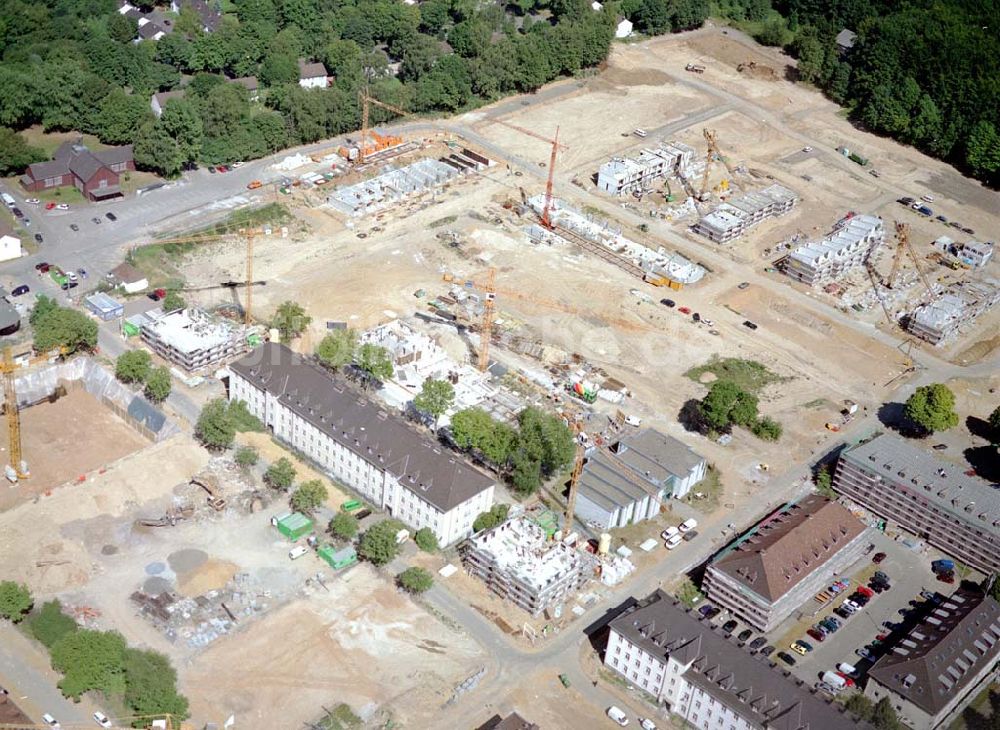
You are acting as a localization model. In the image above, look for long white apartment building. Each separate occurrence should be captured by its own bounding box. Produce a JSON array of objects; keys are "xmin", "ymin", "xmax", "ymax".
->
[
  {"xmin": 783, "ymin": 214, "xmax": 884, "ymax": 286},
  {"xmin": 597, "ymin": 141, "xmax": 701, "ymax": 196},
  {"xmin": 604, "ymin": 590, "xmax": 875, "ymax": 730},
  {"xmin": 693, "ymin": 184, "xmax": 799, "ymax": 244},
  {"xmin": 228, "ymin": 343, "xmax": 495, "ymax": 546}
]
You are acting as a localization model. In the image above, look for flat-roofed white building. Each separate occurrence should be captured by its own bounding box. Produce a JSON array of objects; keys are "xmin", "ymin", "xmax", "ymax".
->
[
  {"xmin": 693, "ymin": 184, "xmax": 798, "ymax": 243},
  {"xmin": 597, "ymin": 142, "xmax": 701, "ymax": 197},
  {"xmin": 140, "ymin": 308, "xmax": 250, "ymax": 371}
]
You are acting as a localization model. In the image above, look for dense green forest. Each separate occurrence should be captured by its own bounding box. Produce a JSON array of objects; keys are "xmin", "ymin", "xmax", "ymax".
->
[
  {"xmin": 720, "ymin": 0, "xmax": 1000, "ymax": 186},
  {"xmin": 0, "ymin": 0, "xmax": 704, "ymax": 175}
]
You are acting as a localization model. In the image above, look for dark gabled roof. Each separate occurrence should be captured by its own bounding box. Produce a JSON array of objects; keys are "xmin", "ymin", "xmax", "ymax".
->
[
  {"xmin": 230, "ymin": 343, "xmax": 495, "ymax": 512},
  {"xmin": 26, "ymin": 159, "xmax": 70, "ymax": 181},
  {"xmin": 298, "ymin": 59, "xmax": 327, "ymax": 79},
  {"xmin": 153, "ymin": 90, "xmax": 186, "ymax": 108},
  {"xmin": 867, "ymin": 587, "xmax": 1000, "ymax": 716},
  {"xmin": 26, "ymin": 140, "xmax": 131, "ymax": 184},
  {"xmin": 68, "ymin": 151, "xmax": 105, "ymax": 184},
  {"xmin": 709, "ymin": 495, "xmax": 867, "ymax": 603},
  {"xmin": 137, "ymin": 21, "xmax": 167, "ymax": 38},
  {"xmin": 476, "ymin": 713, "xmax": 539, "ymax": 730},
  {"xmin": 175, "ymin": 0, "xmax": 222, "ymax": 30},
  {"xmin": 95, "ymin": 145, "xmax": 133, "ymax": 166},
  {"xmin": 610, "ymin": 590, "xmax": 876, "ymax": 730},
  {"xmin": 109, "ymin": 262, "xmax": 147, "ymax": 284},
  {"xmin": 230, "ymin": 76, "xmax": 259, "ymax": 91}
]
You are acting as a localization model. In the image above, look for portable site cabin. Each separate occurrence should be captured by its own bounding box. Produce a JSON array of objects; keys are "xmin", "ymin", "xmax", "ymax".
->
[
  {"xmin": 273, "ymin": 512, "xmax": 314, "ymax": 541},
  {"xmin": 318, "ymin": 544, "xmax": 357, "ymax": 570}
]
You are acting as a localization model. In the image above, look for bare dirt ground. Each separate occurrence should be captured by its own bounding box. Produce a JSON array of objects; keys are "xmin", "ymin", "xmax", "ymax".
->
[
  {"xmin": 181, "ymin": 564, "xmax": 483, "ymax": 730},
  {"xmin": 0, "ymin": 389, "xmax": 149, "ymax": 512}
]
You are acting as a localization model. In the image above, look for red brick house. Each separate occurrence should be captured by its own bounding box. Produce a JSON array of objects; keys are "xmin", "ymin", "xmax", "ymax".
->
[{"xmin": 20, "ymin": 139, "xmax": 135, "ymax": 202}]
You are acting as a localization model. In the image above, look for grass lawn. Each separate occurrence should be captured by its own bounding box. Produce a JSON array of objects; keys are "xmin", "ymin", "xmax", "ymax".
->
[
  {"xmin": 128, "ymin": 242, "xmax": 192, "ymax": 291},
  {"xmin": 949, "ymin": 685, "xmax": 999, "ymax": 729},
  {"xmin": 316, "ymin": 703, "xmax": 362, "ymax": 730},
  {"xmin": 20, "ymin": 126, "xmax": 106, "ymax": 158},
  {"xmin": 169, "ymin": 202, "xmax": 293, "ymax": 239},
  {"xmin": 684, "ymin": 356, "xmax": 790, "ymax": 393},
  {"xmin": 32, "ymin": 186, "xmax": 88, "ymax": 206},
  {"xmin": 681, "ymin": 464, "xmax": 723, "ymax": 513}
]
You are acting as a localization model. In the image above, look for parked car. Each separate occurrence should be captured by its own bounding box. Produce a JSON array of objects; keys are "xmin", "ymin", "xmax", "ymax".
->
[
  {"xmin": 34, "ymin": 233, "xmax": 43, "ymax": 243},
  {"xmin": 872, "ymin": 552, "xmax": 887, "ymax": 564},
  {"xmin": 807, "ymin": 628, "xmax": 827, "ymax": 642},
  {"xmin": 11, "ymin": 207, "xmax": 23, "ymax": 218},
  {"xmin": 844, "ymin": 599, "xmax": 861, "ymax": 612},
  {"xmin": 41, "ymin": 714, "xmax": 60, "ymax": 728},
  {"xmin": 742, "ymin": 320, "xmax": 758, "ymax": 330},
  {"xmin": 749, "ymin": 637, "xmax": 768, "ymax": 651},
  {"xmin": 60, "ymin": 281, "xmax": 78, "ymax": 290},
  {"xmin": 935, "ymin": 215, "xmax": 948, "ymax": 223},
  {"xmin": 722, "ymin": 620, "xmax": 738, "ymax": 634},
  {"xmin": 661, "ymin": 526, "xmax": 680, "ymax": 541},
  {"xmin": 790, "ymin": 640, "xmax": 812, "ymax": 655},
  {"xmin": 692, "ymin": 312, "xmax": 701, "ymax": 322},
  {"xmin": 678, "ymin": 306, "xmax": 692, "ymax": 315},
  {"xmin": 737, "ymin": 629, "xmax": 753, "ymax": 642},
  {"xmin": 148, "ymin": 288, "xmax": 167, "ymax": 301},
  {"xmin": 91, "ymin": 217, "xmax": 101, "ymax": 224},
  {"xmin": 69, "ymin": 223, "xmax": 79, "ymax": 231},
  {"xmin": 937, "ymin": 572, "xmax": 955, "ymax": 583},
  {"xmin": 759, "ymin": 645, "xmax": 775, "ymax": 657},
  {"xmin": 857, "ymin": 586, "xmax": 874, "ymax": 598},
  {"xmin": 664, "ymin": 534, "xmax": 683, "ymax": 550},
  {"xmin": 45, "ymin": 201, "xmax": 56, "ymax": 210},
  {"xmin": 962, "ymin": 227, "xmax": 975, "ymax": 235},
  {"xmin": 25, "ymin": 198, "xmax": 39, "ymax": 205},
  {"xmin": 738, "ymin": 282, "xmax": 750, "ymax": 289},
  {"xmin": 834, "ymin": 607, "xmax": 852, "ymax": 620},
  {"xmin": 679, "ymin": 518, "xmax": 698, "ymax": 533},
  {"xmin": 105, "ymin": 212, "xmax": 117, "ymax": 221},
  {"xmin": 93, "ymin": 711, "xmax": 113, "ymax": 728},
  {"xmin": 898, "ymin": 197, "xmax": 914, "ymax": 206},
  {"xmin": 208, "ymin": 165, "xmax": 217, "ymax": 173},
  {"xmin": 659, "ymin": 298, "xmax": 675, "ymax": 307},
  {"xmin": 777, "ymin": 651, "xmax": 797, "ymax": 666},
  {"xmin": 856, "ymin": 647, "xmax": 872, "ymax": 659},
  {"xmin": 682, "ymin": 530, "xmax": 699, "ymax": 542},
  {"xmin": 639, "ymin": 719, "xmax": 656, "ymax": 730},
  {"xmin": 698, "ymin": 604, "xmax": 716, "ymax": 618},
  {"xmin": 36, "ymin": 263, "xmax": 50, "ymax": 273},
  {"xmin": 874, "ymin": 571, "xmax": 890, "ymax": 583},
  {"xmin": 56, "ymin": 203, "xmax": 69, "ymax": 210},
  {"xmin": 11, "ymin": 285, "xmax": 30, "ymax": 297},
  {"xmin": 606, "ymin": 706, "xmax": 629, "ymax": 726}
]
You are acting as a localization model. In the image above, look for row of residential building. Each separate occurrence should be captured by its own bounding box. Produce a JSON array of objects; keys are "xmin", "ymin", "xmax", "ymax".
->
[
  {"xmin": 692, "ymin": 185, "xmax": 799, "ymax": 244},
  {"xmin": 596, "ymin": 141, "xmax": 703, "ymax": 197},
  {"xmin": 908, "ymin": 279, "xmax": 1000, "ymax": 345},
  {"xmin": 229, "ymin": 343, "xmax": 496, "ymax": 547},
  {"xmin": 605, "ymin": 584, "xmax": 1000, "ymax": 730},
  {"xmin": 783, "ymin": 214, "xmax": 885, "ymax": 286}
]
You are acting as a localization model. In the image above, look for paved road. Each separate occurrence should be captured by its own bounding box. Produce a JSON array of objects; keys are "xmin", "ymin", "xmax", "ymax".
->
[{"xmin": 0, "ymin": 624, "xmax": 99, "ymax": 727}]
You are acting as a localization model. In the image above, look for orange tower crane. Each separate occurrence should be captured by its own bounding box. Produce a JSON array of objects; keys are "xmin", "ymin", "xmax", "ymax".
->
[
  {"xmin": 490, "ymin": 119, "xmax": 567, "ymax": 229},
  {"xmin": 2, "ymin": 345, "xmax": 68, "ymax": 481},
  {"xmin": 477, "ymin": 267, "xmax": 497, "ymax": 372},
  {"xmin": 564, "ymin": 421, "xmax": 586, "ymax": 532}
]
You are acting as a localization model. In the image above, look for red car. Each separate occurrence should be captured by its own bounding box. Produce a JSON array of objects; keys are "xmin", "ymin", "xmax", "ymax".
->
[
  {"xmin": 45, "ymin": 201, "xmax": 56, "ymax": 210},
  {"xmin": 807, "ymin": 628, "xmax": 826, "ymax": 642},
  {"xmin": 678, "ymin": 306, "xmax": 692, "ymax": 315},
  {"xmin": 836, "ymin": 672, "xmax": 856, "ymax": 687},
  {"xmin": 857, "ymin": 586, "xmax": 874, "ymax": 598},
  {"xmin": 937, "ymin": 572, "xmax": 955, "ymax": 583},
  {"xmin": 872, "ymin": 552, "xmax": 887, "ymax": 564}
]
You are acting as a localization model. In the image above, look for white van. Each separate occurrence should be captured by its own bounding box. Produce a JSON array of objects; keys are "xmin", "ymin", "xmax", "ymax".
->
[
  {"xmin": 837, "ymin": 662, "xmax": 858, "ymax": 676},
  {"xmin": 921, "ymin": 194, "xmax": 935, "ymax": 203},
  {"xmin": 679, "ymin": 518, "xmax": 698, "ymax": 533},
  {"xmin": 633, "ymin": 129, "xmax": 648, "ymax": 138},
  {"xmin": 822, "ymin": 670, "xmax": 848, "ymax": 690},
  {"xmin": 661, "ymin": 526, "xmax": 680, "ymax": 541},
  {"xmin": 607, "ymin": 706, "xmax": 629, "ymax": 726},
  {"xmin": 1, "ymin": 193, "xmax": 15, "ymax": 208},
  {"xmin": 665, "ymin": 534, "xmax": 683, "ymax": 550},
  {"xmin": 288, "ymin": 545, "xmax": 308, "ymax": 560}
]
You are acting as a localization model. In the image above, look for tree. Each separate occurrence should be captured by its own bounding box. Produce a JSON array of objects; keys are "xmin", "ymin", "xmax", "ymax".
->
[
  {"xmin": 29, "ymin": 600, "xmax": 78, "ymax": 648},
  {"xmin": 473, "ymin": 503, "xmax": 510, "ymax": 532},
  {"xmin": 29, "ymin": 295, "xmax": 59, "ymax": 327},
  {"xmin": 751, "ymin": 416, "xmax": 783, "ymax": 441},
  {"xmin": 0, "ymin": 581, "xmax": 32, "ymax": 623},
  {"xmin": 989, "ymin": 405, "xmax": 1000, "ymax": 442},
  {"xmin": 699, "ymin": 380, "xmax": 759, "ymax": 433},
  {"xmin": 756, "ymin": 17, "xmax": 786, "ymax": 47},
  {"xmin": 356, "ymin": 343, "xmax": 394, "ymax": 383},
  {"xmin": 265, "ymin": 457, "xmax": 296, "ymax": 490},
  {"xmin": 414, "ymin": 527, "xmax": 438, "ymax": 552},
  {"xmin": 871, "ymin": 696, "xmax": 902, "ymax": 730},
  {"xmin": 396, "ymin": 566, "xmax": 433, "ymax": 594},
  {"xmin": 195, "ymin": 398, "xmax": 236, "ymax": 450},
  {"xmin": 32, "ymin": 305, "xmax": 98, "ymax": 354},
  {"xmin": 144, "ymin": 366, "xmax": 172, "ymax": 404},
  {"xmin": 844, "ymin": 693, "xmax": 875, "ymax": 721},
  {"xmin": 50, "ymin": 629, "xmax": 127, "ymax": 699},
  {"xmin": 329, "ymin": 511, "xmax": 359, "ymax": 541},
  {"xmin": 162, "ymin": 289, "xmax": 186, "ymax": 312},
  {"xmin": 271, "ymin": 300, "xmax": 311, "ymax": 342},
  {"xmin": 94, "ymin": 89, "xmax": 149, "ymax": 145},
  {"xmin": 514, "ymin": 406, "xmax": 575, "ymax": 478},
  {"xmin": 904, "ymin": 383, "xmax": 959, "ymax": 434},
  {"xmin": 159, "ymin": 99, "xmax": 203, "ymax": 167},
  {"xmin": 115, "ymin": 349, "xmax": 152, "ymax": 384},
  {"xmin": 357, "ymin": 518, "xmax": 405, "ymax": 566},
  {"xmin": 315, "ymin": 329, "xmax": 357, "ymax": 370},
  {"xmin": 412, "ymin": 378, "xmax": 455, "ymax": 426},
  {"xmin": 234, "ymin": 445, "xmax": 259, "ymax": 468},
  {"xmin": 122, "ymin": 648, "xmax": 189, "ymax": 721},
  {"xmin": 260, "ymin": 53, "xmax": 301, "ymax": 87},
  {"xmin": 510, "ymin": 451, "xmax": 542, "ymax": 495},
  {"xmin": 226, "ymin": 399, "xmax": 264, "ymax": 432},
  {"xmin": 449, "ymin": 408, "xmax": 516, "ymax": 467},
  {"xmin": 675, "ymin": 576, "xmax": 703, "ymax": 607},
  {"xmin": 0, "ymin": 127, "xmax": 45, "ymax": 176},
  {"xmin": 814, "ymin": 464, "xmax": 835, "ymax": 497},
  {"xmin": 966, "ymin": 120, "xmax": 1000, "ymax": 183},
  {"xmin": 134, "ymin": 121, "xmax": 183, "ymax": 177},
  {"xmin": 290, "ymin": 479, "xmax": 329, "ymax": 512}
]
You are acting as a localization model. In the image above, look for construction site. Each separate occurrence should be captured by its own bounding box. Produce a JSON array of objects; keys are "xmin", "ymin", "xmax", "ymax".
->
[{"xmin": 3, "ymin": 23, "xmax": 999, "ymax": 730}]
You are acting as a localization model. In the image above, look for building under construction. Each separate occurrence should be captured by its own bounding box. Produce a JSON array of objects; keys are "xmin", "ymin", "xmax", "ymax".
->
[
  {"xmin": 693, "ymin": 184, "xmax": 799, "ymax": 243},
  {"xmin": 908, "ymin": 280, "xmax": 1000, "ymax": 345},
  {"xmin": 783, "ymin": 214, "xmax": 885, "ymax": 286},
  {"xmin": 462, "ymin": 516, "xmax": 596, "ymax": 616},
  {"xmin": 140, "ymin": 308, "xmax": 253, "ymax": 371},
  {"xmin": 596, "ymin": 141, "xmax": 703, "ymax": 197}
]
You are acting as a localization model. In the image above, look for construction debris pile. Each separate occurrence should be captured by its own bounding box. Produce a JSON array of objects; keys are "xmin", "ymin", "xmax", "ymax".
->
[
  {"xmin": 524, "ymin": 195, "xmax": 706, "ymax": 287},
  {"xmin": 131, "ymin": 571, "xmax": 287, "ymax": 650}
]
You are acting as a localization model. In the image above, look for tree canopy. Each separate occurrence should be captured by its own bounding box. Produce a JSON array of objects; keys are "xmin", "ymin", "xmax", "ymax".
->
[
  {"xmin": 195, "ymin": 398, "xmax": 237, "ymax": 450},
  {"xmin": 357, "ymin": 518, "xmax": 406, "ymax": 565},
  {"xmin": 271, "ymin": 300, "xmax": 311, "ymax": 342},
  {"xmin": 904, "ymin": 383, "xmax": 959, "ymax": 435},
  {"xmin": 473, "ymin": 503, "xmax": 510, "ymax": 532},
  {"xmin": 397, "ymin": 566, "xmax": 433, "ymax": 593},
  {"xmin": 31, "ymin": 300, "xmax": 98, "ymax": 354},
  {"xmin": 116, "ymin": 350, "xmax": 152, "ymax": 384},
  {"xmin": 0, "ymin": 581, "xmax": 32, "ymax": 623},
  {"xmin": 356, "ymin": 343, "xmax": 394, "ymax": 383},
  {"xmin": 290, "ymin": 479, "xmax": 329, "ymax": 511},
  {"xmin": 144, "ymin": 366, "xmax": 173, "ymax": 404},
  {"xmin": 315, "ymin": 328, "xmax": 358, "ymax": 370},
  {"xmin": 51, "ymin": 629, "xmax": 128, "ymax": 699},
  {"xmin": 450, "ymin": 407, "xmax": 517, "ymax": 467},
  {"xmin": 329, "ymin": 511, "xmax": 359, "ymax": 541},
  {"xmin": 412, "ymin": 378, "xmax": 455, "ymax": 426},
  {"xmin": 265, "ymin": 456, "xmax": 297, "ymax": 490},
  {"xmin": 413, "ymin": 527, "xmax": 439, "ymax": 552}
]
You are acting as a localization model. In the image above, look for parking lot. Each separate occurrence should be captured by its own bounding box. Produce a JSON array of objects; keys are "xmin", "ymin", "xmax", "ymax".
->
[{"xmin": 701, "ymin": 529, "xmax": 975, "ymax": 694}]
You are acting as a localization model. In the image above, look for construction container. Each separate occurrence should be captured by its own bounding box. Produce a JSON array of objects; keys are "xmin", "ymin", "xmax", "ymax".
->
[
  {"xmin": 341, "ymin": 499, "xmax": 362, "ymax": 512},
  {"xmin": 318, "ymin": 544, "xmax": 357, "ymax": 570},
  {"xmin": 273, "ymin": 512, "xmax": 314, "ymax": 541}
]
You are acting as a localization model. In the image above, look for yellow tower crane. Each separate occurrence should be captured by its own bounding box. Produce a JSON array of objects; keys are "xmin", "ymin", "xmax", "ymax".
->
[
  {"xmin": 698, "ymin": 128, "xmax": 743, "ymax": 200},
  {"xmin": 2, "ymin": 345, "xmax": 68, "ymax": 481}
]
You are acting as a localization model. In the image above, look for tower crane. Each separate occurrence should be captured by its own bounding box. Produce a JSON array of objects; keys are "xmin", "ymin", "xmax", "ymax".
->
[
  {"xmin": 885, "ymin": 221, "xmax": 933, "ymax": 295},
  {"xmin": 132, "ymin": 228, "xmax": 268, "ymax": 325},
  {"xmin": 490, "ymin": 119, "xmax": 568, "ymax": 229},
  {"xmin": 564, "ymin": 421, "xmax": 586, "ymax": 532},
  {"xmin": 3, "ymin": 345, "xmax": 68, "ymax": 481},
  {"xmin": 358, "ymin": 92, "xmax": 411, "ymax": 165},
  {"xmin": 698, "ymin": 128, "xmax": 743, "ymax": 200}
]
